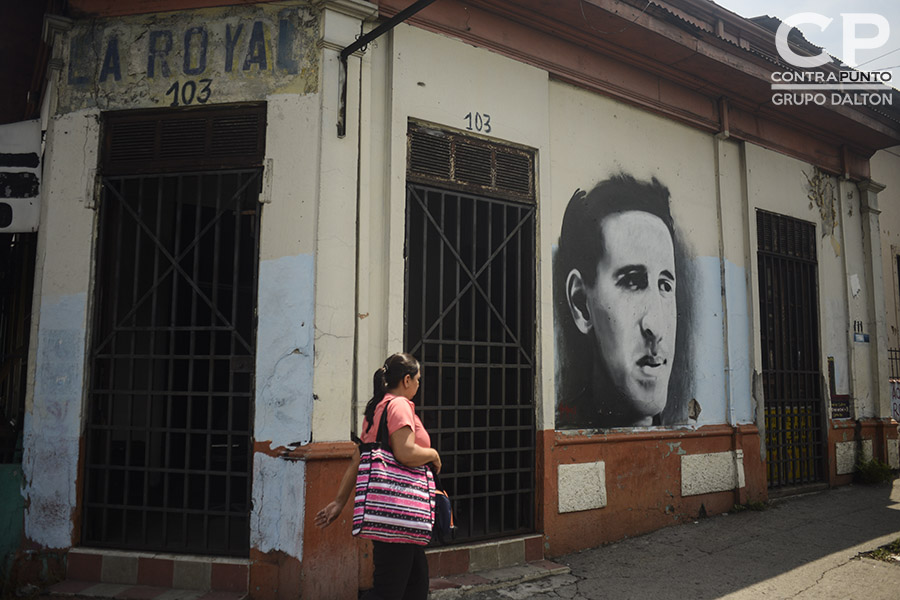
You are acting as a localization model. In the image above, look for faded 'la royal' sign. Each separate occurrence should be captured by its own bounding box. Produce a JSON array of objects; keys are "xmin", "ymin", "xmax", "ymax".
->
[{"xmin": 59, "ymin": 3, "xmax": 319, "ymax": 113}]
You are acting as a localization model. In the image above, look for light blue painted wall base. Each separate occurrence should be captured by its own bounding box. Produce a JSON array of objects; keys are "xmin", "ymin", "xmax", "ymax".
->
[
  {"xmin": 23, "ymin": 293, "xmax": 86, "ymax": 550},
  {"xmin": 691, "ymin": 257, "xmax": 753, "ymax": 425}
]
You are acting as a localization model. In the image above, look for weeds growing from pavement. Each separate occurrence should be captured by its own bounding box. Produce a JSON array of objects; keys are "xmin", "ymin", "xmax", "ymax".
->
[
  {"xmin": 862, "ymin": 537, "xmax": 900, "ymax": 563},
  {"xmin": 730, "ymin": 501, "xmax": 769, "ymax": 513},
  {"xmin": 856, "ymin": 458, "xmax": 895, "ymax": 485}
]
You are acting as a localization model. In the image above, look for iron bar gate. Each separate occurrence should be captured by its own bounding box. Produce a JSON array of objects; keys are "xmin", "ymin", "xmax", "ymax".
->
[
  {"xmin": 0, "ymin": 233, "xmax": 35, "ymax": 464},
  {"xmin": 889, "ymin": 348, "xmax": 900, "ymax": 380},
  {"xmin": 84, "ymin": 105, "xmax": 265, "ymax": 556},
  {"xmin": 404, "ymin": 124, "xmax": 537, "ymax": 544},
  {"xmin": 757, "ymin": 210, "xmax": 826, "ymax": 488},
  {"xmin": 404, "ymin": 181, "xmax": 536, "ymax": 543}
]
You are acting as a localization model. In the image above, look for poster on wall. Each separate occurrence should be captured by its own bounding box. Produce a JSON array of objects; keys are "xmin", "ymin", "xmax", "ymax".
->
[{"xmin": 553, "ymin": 174, "xmax": 697, "ymax": 429}]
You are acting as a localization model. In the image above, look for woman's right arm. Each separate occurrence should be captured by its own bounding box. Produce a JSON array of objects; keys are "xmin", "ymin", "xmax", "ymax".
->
[
  {"xmin": 390, "ymin": 426, "xmax": 441, "ymax": 473},
  {"xmin": 314, "ymin": 447, "xmax": 361, "ymax": 528}
]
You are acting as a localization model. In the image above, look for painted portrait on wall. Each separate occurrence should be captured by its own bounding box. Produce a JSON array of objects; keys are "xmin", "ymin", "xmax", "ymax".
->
[{"xmin": 554, "ymin": 174, "xmax": 695, "ymax": 429}]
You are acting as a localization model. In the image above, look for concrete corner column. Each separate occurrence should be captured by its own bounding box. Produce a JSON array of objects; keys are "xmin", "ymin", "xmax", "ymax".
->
[
  {"xmin": 23, "ymin": 108, "xmax": 99, "ymax": 550},
  {"xmin": 858, "ymin": 179, "xmax": 890, "ymax": 418},
  {"xmin": 310, "ymin": 0, "xmax": 377, "ymax": 443}
]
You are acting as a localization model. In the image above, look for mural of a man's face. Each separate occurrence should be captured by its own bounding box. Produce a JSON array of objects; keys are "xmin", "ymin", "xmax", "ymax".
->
[{"xmin": 567, "ymin": 210, "xmax": 676, "ymax": 425}]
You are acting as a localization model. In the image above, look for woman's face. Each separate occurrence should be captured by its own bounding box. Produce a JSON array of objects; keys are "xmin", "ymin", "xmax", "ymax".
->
[
  {"xmin": 585, "ymin": 211, "xmax": 676, "ymax": 423},
  {"xmin": 403, "ymin": 370, "xmax": 421, "ymax": 400}
]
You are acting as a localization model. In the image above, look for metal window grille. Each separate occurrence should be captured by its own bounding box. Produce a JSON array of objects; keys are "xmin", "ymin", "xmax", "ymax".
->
[
  {"xmin": 404, "ymin": 177, "xmax": 536, "ymax": 542},
  {"xmin": 757, "ymin": 210, "xmax": 826, "ymax": 488},
  {"xmin": 83, "ymin": 107, "xmax": 263, "ymax": 556},
  {"xmin": 889, "ymin": 348, "xmax": 900, "ymax": 380},
  {"xmin": 83, "ymin": 169, "xmax": 260, "ymax": 556},
  {"xmin": 0, "ymin": 233, "xmax": 36, "ymax": 464},
  {"xmin": 84, "ymin": 105, "xmax": 264, "ymax": 556}
]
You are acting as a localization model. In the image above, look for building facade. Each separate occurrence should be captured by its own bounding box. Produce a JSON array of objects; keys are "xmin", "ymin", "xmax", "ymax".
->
[{"xmin": 3, "ymin": 0, "xmax": 899, "ymax": 598}]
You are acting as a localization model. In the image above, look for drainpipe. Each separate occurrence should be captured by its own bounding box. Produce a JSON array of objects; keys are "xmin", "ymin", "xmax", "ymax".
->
[
  {"xmin": 715, "ymin": 98, "xmax": 744, "ymax": 503},
  {"xmin": 715, "ymin": 98, "xmax": 736, "ymax": 429},
  {"xmin": 337, "ymin": 0, "xmax": 440, "ymax": 137}
]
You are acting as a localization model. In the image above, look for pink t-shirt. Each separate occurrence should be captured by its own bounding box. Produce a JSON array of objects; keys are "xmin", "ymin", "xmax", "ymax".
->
[{"xmin": 361, "ymin": 393, "xmax": 431, "ymax": 449}]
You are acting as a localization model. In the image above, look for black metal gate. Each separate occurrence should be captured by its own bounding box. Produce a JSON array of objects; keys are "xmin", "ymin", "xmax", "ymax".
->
[
  {"xmin": 405, "ymin": 181, "xmax": 536, "ymax": 543},
  {"xmin": 83, "ymin": 105, "xmax": 265, "ymax": 556},
  {"xmin": 757, "ymin": 210, "xmax": 826, "ymax": 488},
  {"xmin": 0, "ymin": 233, "xmax": 36, "ymax": 464}
]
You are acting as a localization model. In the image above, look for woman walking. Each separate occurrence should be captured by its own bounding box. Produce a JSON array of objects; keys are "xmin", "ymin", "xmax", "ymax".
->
[{"xmin": 315, "ymin": 352, "xmax": 441, "ymax": 600}]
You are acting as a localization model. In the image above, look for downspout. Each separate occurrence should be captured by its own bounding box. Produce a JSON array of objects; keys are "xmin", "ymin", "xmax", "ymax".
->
[
  {"xmin": 337, "ymin": 0, "xmax": 440, "ymax": 137},
  {"xmin": 715, "ymin": 97, "xmax": 744, "ymax": 503},
  {"xmin": 715, "ymin": 97, "xmax": 735, "ymax": 429}
]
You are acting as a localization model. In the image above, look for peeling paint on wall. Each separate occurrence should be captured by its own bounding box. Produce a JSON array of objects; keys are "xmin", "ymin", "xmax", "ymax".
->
[
  {"xmin": 59, "ymin": 2, "xmax": 320, "ymax": 114},
  {"xmin": 22, "ymin": 293, "xmax": 87, "ymax": 549},
  {"xmin": 255, "ymin": 253, "xmax": 315, "ymax": 449},
  {"xmin": 664, "ymin": 441, "xmax": 686, "ymax": 458},
  {"xmin": 250, "ymin": 453, "xmax": 305, "ymax": 560}
]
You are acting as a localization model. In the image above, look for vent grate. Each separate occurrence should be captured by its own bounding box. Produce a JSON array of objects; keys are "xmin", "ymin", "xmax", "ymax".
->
[
  {"xmin": 407, "ymin": 123, "xmax": 535, "ymax": 202},
  {"xmin": 757, "ymin": 210, "xmax": 816, "ymax": 262},
  {"xmin": 160, "ymin": 119, "xmax": 206, "ymax": 159},
  {"xmin": 109, "ymin": 121, "xmax": 156, "ymax": 162},
  {"xmin": 496, "ymin": 151, "xmax": 532, "ymax": 195},
  {"xmin": 410, "ymin": 130, "xmax": 451, "ymax": 179},
  {"xmin": 102, "ymin": 104, "xmax": 265, "ymax": 175},
  {"xmin": 455, "ymin": 144, "xmax": 492, "ymax": 187}
]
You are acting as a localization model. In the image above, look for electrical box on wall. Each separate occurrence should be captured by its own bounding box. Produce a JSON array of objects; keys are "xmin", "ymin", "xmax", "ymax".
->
[{"xmin": 0, "ymin": 119, "xmax": 41, "ymax": 232}]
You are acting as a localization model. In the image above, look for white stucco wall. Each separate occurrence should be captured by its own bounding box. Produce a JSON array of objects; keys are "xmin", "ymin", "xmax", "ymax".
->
[
  {"xmin": 23, "ymin": 108, "xmax": 99, "ymax": 548},
  {"xmin": 256, "ymin": 93, "xmax": 319, "ymax": 452},
  {"xmin": 717, "ymin": 139, "xmax": 754, "ymax": 425},
  {"xmin": 743, "ymin": 144, "xmax": 862, "ymax": 415},
  {"xmin": 27, "ymin": 2, "xmax": 331, "ymax": 561},
  {"xmin": 871, "ymin": 146, "xmax": 900, "ymax": 351},
  {"xmin": 358, "ymin": 27, "xmax": 786, "ymax": 432},
  {"xmin": 841, "ymin": 181, "xmax": 876, "ymax": 417},
  {"xmin": 357, "ymin": 23, "xmax": 553, "ymax": 430}
]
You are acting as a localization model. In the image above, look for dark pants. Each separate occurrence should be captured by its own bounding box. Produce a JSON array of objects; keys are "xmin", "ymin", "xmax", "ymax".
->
[{"xmin": 361, "ymin": 541, "xmax": 429, "ymax": 600}]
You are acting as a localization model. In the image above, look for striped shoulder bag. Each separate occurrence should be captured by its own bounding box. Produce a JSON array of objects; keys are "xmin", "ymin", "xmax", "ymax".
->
[{"xmin": 352, "ymin": 400, "xmax": 436, "ymax": 545}]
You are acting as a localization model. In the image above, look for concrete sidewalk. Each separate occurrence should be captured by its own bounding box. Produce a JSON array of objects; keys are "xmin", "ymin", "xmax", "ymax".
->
[{"xmin": 439, "ymin": 479, "xmax": 900, "ymax": 599}]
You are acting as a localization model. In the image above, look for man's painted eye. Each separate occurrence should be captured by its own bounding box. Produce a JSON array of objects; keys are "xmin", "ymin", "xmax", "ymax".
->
[
  {"xmin": 617, "ymin": 270, "xmax": 648, "ymax": 291},
  {"xmin": 659, "ymin": 278, "xmax": 674, "ymax": 293}
]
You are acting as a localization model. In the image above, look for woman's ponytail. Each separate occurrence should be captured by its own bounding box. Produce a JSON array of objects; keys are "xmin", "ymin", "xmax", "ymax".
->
[{"xmin": 362, "ymin": 353, "xmax": 420, "ymax": 432}]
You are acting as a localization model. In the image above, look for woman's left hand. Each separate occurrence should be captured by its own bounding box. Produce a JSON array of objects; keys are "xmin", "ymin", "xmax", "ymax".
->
[{"xmin": 315, "ymin": 501, "xmax": 342, "ymax": 528}]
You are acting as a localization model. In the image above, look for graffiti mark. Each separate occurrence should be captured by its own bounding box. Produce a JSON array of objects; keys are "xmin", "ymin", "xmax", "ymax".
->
[{"xmin": 0, "ymin": 172, "xmax": 39, "ymax": 198}]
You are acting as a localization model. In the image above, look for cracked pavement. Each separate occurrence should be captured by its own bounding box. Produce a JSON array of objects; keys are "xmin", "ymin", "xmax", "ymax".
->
[{"xmin": 458, "ymin": 479, "xmax": 900, "ymax": 599}]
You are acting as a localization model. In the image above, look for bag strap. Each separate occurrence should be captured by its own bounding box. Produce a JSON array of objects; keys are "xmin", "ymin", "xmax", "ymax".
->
[
  {"xmin": 374, "ymin": 398, "xmax": 392, "ymax": 448},
  {"xmin": 431, "ymin": 466, "xmax": 446, "ymax": 492}
]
